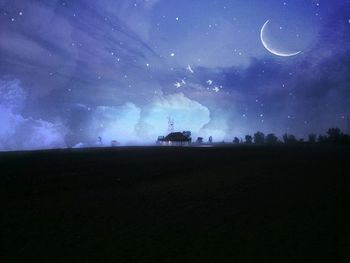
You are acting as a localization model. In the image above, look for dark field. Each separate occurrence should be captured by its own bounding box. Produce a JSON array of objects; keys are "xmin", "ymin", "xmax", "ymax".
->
[{"xmin": 1, "ymin": 145, "xmax": 350, "ymax": 262}]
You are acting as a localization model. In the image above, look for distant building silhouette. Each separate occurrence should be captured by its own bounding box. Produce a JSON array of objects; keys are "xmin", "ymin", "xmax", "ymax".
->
[{"xmin": 157, "ymin": 131, "xmax": 191, "ymax": 146}]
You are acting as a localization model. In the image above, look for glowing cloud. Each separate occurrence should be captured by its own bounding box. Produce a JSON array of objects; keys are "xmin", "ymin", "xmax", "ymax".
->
[
  {"xmin": 0, "ymin": 80, "xmax": 66, "ymax": 151},
  {"xmin": 137, "ymin": 93, "xmax": 211, "ymax": 140},
  {"xmin": 89, "ymin": 102, "xmax": 142, "ymax": 145}
]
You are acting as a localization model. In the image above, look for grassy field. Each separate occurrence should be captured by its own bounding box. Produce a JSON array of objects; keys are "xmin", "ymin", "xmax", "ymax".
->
[{"xmin": 1, "ymin": 145, "xmax": 350, "ymax": 262}]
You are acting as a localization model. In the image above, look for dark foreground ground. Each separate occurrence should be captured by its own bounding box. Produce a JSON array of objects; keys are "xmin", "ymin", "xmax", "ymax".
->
[{"xmin": 1, "ymin": 145, "xmax": 350, "ymax": 262}]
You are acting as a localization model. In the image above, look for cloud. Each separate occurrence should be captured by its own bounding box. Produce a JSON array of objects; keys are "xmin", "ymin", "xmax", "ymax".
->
[
  {"xmin": 143, "ymin": 0, "xmax": 160, "ymax": 8},
  {"xmin": 65, "ymin": 93, "xmax": 224, "ymax": 146},
  {"xmin": 88, "ymin": 102, "xmax": 142, "ymax": 145},
  {"xmin": 68, "ymin": 93, "xmax": 214, "ymax": 145},
  {"xmin": 0, "ymin": 80, "xmax": 66, "ymax": 151},
  {"xmin": 137, "ymin": 93, "xmax": 211, "ymax": 140},
  {"xmin": 0, "ymin": 79, "xmax": 26, "ymax": 110}
]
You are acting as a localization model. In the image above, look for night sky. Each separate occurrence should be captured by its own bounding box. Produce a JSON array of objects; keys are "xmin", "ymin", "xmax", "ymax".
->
[{"xmin": 0, "ymin": 0, "xmax": 350, "ymax": 150}]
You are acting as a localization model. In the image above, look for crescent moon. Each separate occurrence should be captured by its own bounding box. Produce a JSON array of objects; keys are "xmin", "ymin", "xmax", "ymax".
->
[{"xmin": 260, "ymin": 20, "xmax": 301, "ymax": 57}]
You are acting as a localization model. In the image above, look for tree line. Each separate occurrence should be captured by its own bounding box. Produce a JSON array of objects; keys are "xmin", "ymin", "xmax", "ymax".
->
[{"xmin": 231, "ymin": 128, "xmax": 350, "ymax": 146}]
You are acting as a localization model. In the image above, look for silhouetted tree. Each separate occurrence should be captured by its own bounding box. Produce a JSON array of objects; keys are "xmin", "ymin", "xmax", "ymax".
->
[
  {"xmin": 308, "ymin": 133, "xmax": 317, "ymax": 143},
  {"xmin": 233, "ymin": 137, "xmax": 240, "ymax": 144},
  {"xmin": 289, "ymin": 135, "xmax": 297, "ymax": 143},
  {"xmin": 318, "ymin": 135, "xmax": 327, "ymax": 144},
  {"xmin": 326, "ymin": 128, "xmax": 342, "ymax": 143},
  {"xmin": 283, "ymin": 133, "xmax": 297, "ymax": 144},
  {"xmin": 282, "ymin": 133, "xmax": 288, "ymax": 143},
  {"xmin": 245, "ymin": 135, "xmax": 253, "ymax": 144},
  {"xmin": 254, "ymin": 131, "xmax": 265, "ymax": 144},
  {"xmin": 265, "ymin": 133, "xmax": 278, "ymax": 144},
  {"xmin": 325, "ymin": 128, "xmax": 350, "ymax": 145}
]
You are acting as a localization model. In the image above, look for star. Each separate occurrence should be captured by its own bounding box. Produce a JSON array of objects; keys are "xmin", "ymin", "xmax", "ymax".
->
[
  {"xmin": 187, "ymin": 65, "xmax": 194, "ymax": 73},
  {"xmin": 174, "ymin": 82, "xmax": 181, "ymax": 88}
]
